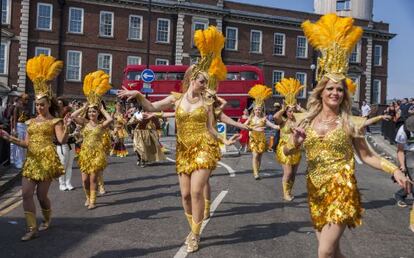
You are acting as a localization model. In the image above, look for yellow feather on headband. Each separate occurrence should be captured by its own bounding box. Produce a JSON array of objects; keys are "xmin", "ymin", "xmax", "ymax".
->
[
  {"xmin": 248, "ymin": 84, "xmax": 272, "ymax": 107},
  {"xmin": 345, "ymin": 77, "xmax": 357, "ymax": 95},
  {"xmin": 275, "ymin": 78, "xmax": 304, "ymax": 106},
  {"xmin": 83, "ymin": 70, "xmax": 111, "ymax": 107}
]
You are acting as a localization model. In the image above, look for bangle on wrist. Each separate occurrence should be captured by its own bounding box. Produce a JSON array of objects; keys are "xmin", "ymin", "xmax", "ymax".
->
[{"xmin": 380, "ymin": 157, "xmax": 399, "ymax": 174}]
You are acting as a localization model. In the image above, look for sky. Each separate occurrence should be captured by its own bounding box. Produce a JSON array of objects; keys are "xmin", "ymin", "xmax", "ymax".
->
[{"xmin": 236, "ymin": 0, "xmax": 414, "ymax": 99}]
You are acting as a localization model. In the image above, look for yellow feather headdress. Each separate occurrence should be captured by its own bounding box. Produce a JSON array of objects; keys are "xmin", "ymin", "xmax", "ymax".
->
[
  {"xmin": 301, "ymin": 13, "xmax": 363, "ymax": 83},
  {"xmin": 26, "ymin": 54, "xmax": 63, "ymax": 100},
  {"xmin": 275, "ymin": 78, "xmax": 304, "ymax": 106},
  {"xmin": 345, "ymin": 77, "xmax": 357, "ymax": 96},
  {"xmin": 83, "ymin": 70, "xmax": 112, "ymax": 107},
  {"xmin": 193, "ymin": 26, "xmax": 226, "ymax": 91},
  {"xmin": 248, "ymin": 84, "xmax": 273, "ymax": 108}
]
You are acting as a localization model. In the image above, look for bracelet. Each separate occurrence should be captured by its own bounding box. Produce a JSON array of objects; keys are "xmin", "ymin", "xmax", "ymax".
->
[
  {"xmin": 371, "ymin": 115, "xmax": 383, "ymax": 125},
  {"xmin": 380, "ymin": 157, "xmax": 399, "ymax": 174}
]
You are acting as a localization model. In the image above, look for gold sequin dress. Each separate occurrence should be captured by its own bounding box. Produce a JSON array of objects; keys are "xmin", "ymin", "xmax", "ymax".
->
[
  {"xmin": 304, "ymin": 126, "xmax": 362, "ymax": 231},
  {"xmin": 175, "ymin": 101, "xmax": 220, "ymax": 175},
  {"xmin": 78, "ymin": 124, "xmax": 107, "ymax": 175},
  {"xmin": 248, "ymin": 117, "xmax": 267, "ymax": 153},
  {"xmin": 276, "ymin": 120, "xmax": 301, "ymax": 165},
  {"xmin": 22, "ymin": 118, "xmax": 64, "ymax": 181}
]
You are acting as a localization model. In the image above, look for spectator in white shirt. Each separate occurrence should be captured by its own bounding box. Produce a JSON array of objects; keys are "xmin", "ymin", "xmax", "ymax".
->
[{"xmin": 361, "ymin": 100, "xmax": 371, "ymax": 132}]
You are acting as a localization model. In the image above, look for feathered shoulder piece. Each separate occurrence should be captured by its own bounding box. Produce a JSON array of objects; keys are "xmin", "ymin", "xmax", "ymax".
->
[
  {"xmin": 83, "ymin": 70, "xmax": 111, "ymax": 107},
  {"xmin": 248, "ymin": 84, "xmax": 272, "ymax": 108},
  {"xmin": 275, "ymin": 78, "xmax": 304, "ymax": 106},
  {"xmin": 301, "ymin": 13, "xmax": 363, "ymax": 83},
  {"xmin": 26, "ymin": 54, "xmax": 63, "ymax": 99}
]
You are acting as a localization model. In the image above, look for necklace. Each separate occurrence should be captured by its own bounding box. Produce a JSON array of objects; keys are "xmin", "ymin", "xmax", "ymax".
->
[
  {"xmin": 319, "ymin": 115, "xmax": 339, "ymax": 124},
  {"xmin": 186, "ymin": 93, "xmax": 200, "ymax": 104}
]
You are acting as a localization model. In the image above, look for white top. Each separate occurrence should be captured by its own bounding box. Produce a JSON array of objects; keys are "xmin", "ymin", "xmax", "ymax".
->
[
  {"xmin": 395, "ymin": 125, "xmax": 414, "ymax": 152},
  {"xmin": 361, "ymin": 104, "xmax": 371, "ymax": 117}
]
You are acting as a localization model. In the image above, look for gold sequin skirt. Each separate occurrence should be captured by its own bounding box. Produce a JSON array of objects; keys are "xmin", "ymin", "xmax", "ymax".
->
[
  {"xmin": 249, "ymin": 131, "xmax": 266, "ymax": 153},
  {"xmin": 176, "ymin": 133, "xmax": 220, "ymax": 175},
  {"xmin": 276, "ymin": 140, "xmax": 301, "ymax": 165},
  {"xmin": 307, "ymin": 170, "xmax": 363, "ymax": 231},
  {"xmin": 78, "ymin": 146, "xmax": 107, "ymax": 175},
  {"xmin": 22, "ymin": 145, "xmax": 64, "ymax": 181}
]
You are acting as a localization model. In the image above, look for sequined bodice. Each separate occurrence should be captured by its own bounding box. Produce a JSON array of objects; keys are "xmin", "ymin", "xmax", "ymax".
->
[
  {"xmin": 27, "ymin": 118, "xmax": 60, "ymax": 150},
  {"xmin": 280, "ymin": 120, "xmax": 294, "ymax": 142},
  {"xmin": 82, "ymin": 125, "xmax": 105, "ymax": 148},
  {"xmin": 303, "ymin": 126, "xmax": 354, "ymax": 187},
  {"xmin": 248, "ymin": 117, "xmax": 266, "ymax": 128},
  {"xmin": 176, "ymin": 106, "xmax": 208, "ymax": 136}
]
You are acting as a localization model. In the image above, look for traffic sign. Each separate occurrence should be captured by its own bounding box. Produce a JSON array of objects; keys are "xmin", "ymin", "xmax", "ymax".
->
[
  {"xmin": 141, "ymin": 87, "xmax": 154, "ymax": 94},
  {"xmin": 217, "ymin": 122, "xmax": 227, "ymax": 153},
  {"xmin": 217, "ymin": 123, "xmax": 226, "ymax": 133},
  {"xmin": 141, "ymin": 69, "xmax": 155, "ymax": 83}
]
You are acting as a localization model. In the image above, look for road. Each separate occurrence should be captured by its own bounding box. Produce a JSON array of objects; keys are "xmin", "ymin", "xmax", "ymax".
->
[{"xmin": 0, "ymin": 143, "xmax": 413, "ymax": 258}]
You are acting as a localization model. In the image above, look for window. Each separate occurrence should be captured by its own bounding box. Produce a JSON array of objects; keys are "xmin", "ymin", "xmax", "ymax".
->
[
  {"xmin": 129, "ymin": 15, "xmax": 143, "ymax": 40},
  {"xmin": 296, "ymin": 36, "xmax": 308, "ymax": 58},
  {"xmin": 1, "ymin": 0, "xmax": 10, "ymax": 25},
  {"xmin": 374, "ymin": 45, "xmax": 382, "ymax": 66},
  {"xmin": 37, "ymin": 3, "xmax": 53, "ymax": 31},
  {"xmin": 66, "ymin": 51, "xmax": 82, "ymax": 81},
  {"xmin": 372, "ymin": 79, "xmax": 381, "ymax": 104},
  {"xmin": 155, "ymin": 58, "xmax": 169, "ymax": 65},
  {"xmin": 156, "ymin": 18, "xmax": 170, "ymax": 43},
  {"xmin": 349, "ymin": 41, "xmax": 361, "ymax": 63},
  {"xmin": 97, "ymin": 53, "xmax": 112, "ymax": 79},
  {"xmin": 0, "ymin": 43, "xmax": 8, "ymax": 75},
  {"xmin": 99, "ymin": 11, "xmax": 114, "ymax": 37},
  {"xmin": 273, "ymin": 33, "xmax": 285, "ymax": 56},
  {"xmin": 35, "ymin": 47, "xmax": 51, "ymax": 56},
  {"xmin": 250, "ymin": 30, "xmax": 262, "ymax": 53},
  {"xmin": 225, "ymin": 27, "xmax": 238, "ymax": 51},
  {"xmin": 295, "ymin": 72, "xmax": 307, "ymax": 98},
  {"xmin": 336, "ymin": 0, "xmax": 351, "ymax": 11},
  {"xmin": 68, "ymin": 7, "xmax": 84, "ymax": 34},
  {"xmin": 127, "ymin": 56, "xmax": 141, "ymax": 65},
  {"xmin": 272, "ymin": 70, "xmax": 284, "ymax": 95}
]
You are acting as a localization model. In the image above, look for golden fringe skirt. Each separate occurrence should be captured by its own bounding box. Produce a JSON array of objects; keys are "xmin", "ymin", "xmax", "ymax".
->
[
  {"xmin": 249, "ymin": 131, "xmax": 267, "ymax": 154},
  {"xmin": 276, "ymin": 140, "xmax": 301, "ymax": 165}
]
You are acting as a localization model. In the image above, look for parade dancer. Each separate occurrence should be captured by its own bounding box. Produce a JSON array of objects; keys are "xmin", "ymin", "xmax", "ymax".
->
[
  {"xmin": 283, "ymin": 14, "xmax": 412, "ymax": 258},
  {"xmin": 118, "ymin": 26, "xmax": 237, "ymax": 253},
  {"xmin": 71, "ymin": 71, "xmax": 113, "ymax": 210},
  {"xmin": 274, "ymin": 78, "xmax": 304, "ymax": 201},
  {"xmin": 237, "ymin": 108, "xmax": 250, "ymax": 152},
  {"xmin": 110, "ymin": 102, "xmax": 128, "ymax": 157},
  {"xmin": 0, "ymin": 55, "xmax": 70, "ymax": 241},
  {"xmin": 245, "ymin": 84, "xmax": 279, "ymax": 180}
]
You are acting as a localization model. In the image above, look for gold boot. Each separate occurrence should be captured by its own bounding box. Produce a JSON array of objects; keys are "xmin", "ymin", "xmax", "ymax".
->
[
  {"xmin": 83, "ymin": 187, "xmax": 90, "ymax": 207},
  {"xmin": 88, "ymin": 190, "xmax": 97, "ymax": 210},
  {"xmin": 38, "ymin": 209, "xmax": 51, "ymax": 231},
  {"xmin": 184, "ymin": 213, "xmax": 193, "ymax": 245},
  {"xmin": 252, "ymin": 160, "xmax": 260, "ymax": 180},
  {"xmin": 282, "ymin": 181, "xmax": 294, "ymax": 201},
  {"xmin": 97, "ymin": 172, "xmax": 106, "ymax": 195},
  {"xmin": 21, "ymin": 212, "xmax": 38, "ymax": 241},
  {"xmin": 203, "ymin": 199, "xmax": 211, "ymax": 220},
  {"xmin": 187, "ymin": 219, "xmax": 202, "ymax": 253}
]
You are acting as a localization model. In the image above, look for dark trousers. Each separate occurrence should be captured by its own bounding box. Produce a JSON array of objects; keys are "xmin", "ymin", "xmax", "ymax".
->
[{"xmin": 394, "ymin": 152, "xmax": 414, "ymax": 200}]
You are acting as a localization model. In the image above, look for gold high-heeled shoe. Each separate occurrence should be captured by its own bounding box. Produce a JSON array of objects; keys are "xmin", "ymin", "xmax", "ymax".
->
[
  {"xmin": 21, "ymin": 212, "xmax": 38, "ymax": 241},
  {"xmin": 186, "ymin": 234, "xmax": 200, "ymax": 253}
]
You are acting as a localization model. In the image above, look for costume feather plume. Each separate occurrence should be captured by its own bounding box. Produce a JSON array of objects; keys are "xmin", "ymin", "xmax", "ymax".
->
[
  {"xmin": 275, "ymin": 78, "xmax": 304, "ymax": 106},
  {"xmin": 26, "ymin": 54, "xmax": 63, "ymax": 82},
  {"xmin": 194, "ymin": 26, "xmax": 225, "ymax": 59},
  {"xmin": 208, "ymin": 57, "xmax": 227, "ymax": 81},
  {"xmin": 345, "ymin": 77, "xmax": 357, "ymax": 95},
  {"xmin": 248, "ymin": 84, "xmax": 272, "ymax": 101},
  {"xmin": 83, "ymin": 70, "xmax": 111, "ymax": 107}
]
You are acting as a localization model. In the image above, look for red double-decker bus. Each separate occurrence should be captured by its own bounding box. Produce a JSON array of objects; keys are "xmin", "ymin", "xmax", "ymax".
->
[{"xmin": 122, "ymin": 65, "xmax": 264, "ymax": 117}]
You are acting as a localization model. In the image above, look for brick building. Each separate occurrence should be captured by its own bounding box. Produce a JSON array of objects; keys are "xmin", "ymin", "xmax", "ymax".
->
[{"xmin": 1, "ymin": 0, "xmax": 394, "ymax": 107}]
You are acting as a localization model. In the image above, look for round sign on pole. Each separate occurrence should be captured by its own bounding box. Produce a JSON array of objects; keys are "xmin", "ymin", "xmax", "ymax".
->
[
  {"xmin": 141, "ymin": 69, "xmax": 155, "ymax": 83},
  {"xmin": 216, "ymin": 122, "xmax": 227, "ymax": 153}
]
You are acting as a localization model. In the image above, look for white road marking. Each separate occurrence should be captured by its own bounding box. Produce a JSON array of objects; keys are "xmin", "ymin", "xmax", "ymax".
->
[
  {"xmin": 354, "ymin": 154, "xmax": 363, "ymax": 164},
  {"xmin": 218, "ymin": 161, "xmax": 236, "ymax": 177},
  {"xmin": 173, "ymin": 190, "xmax": 229, "ymax": 258}
]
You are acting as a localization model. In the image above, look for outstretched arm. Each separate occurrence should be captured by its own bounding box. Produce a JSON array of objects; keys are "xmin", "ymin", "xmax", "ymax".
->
[
  {"xmin": 0, "ymin": 129, "xmax": 29, "ymax": 148},
  {"xmin": 71, "ymin": 104, "xmax": 88, "ymax": 126},
  {"xmin": 219, "ymin": 112, "xmax": 249, "ymax": 130},
  {"xmin": 273, "ymin": 106, "xmax": 286, "ymax": 125},
  {"xmin": 266, "ymin": 119, "xmax": 280, "ymax": 130},
  {"xmin": 363, "ymin": 115, "xmax": 391, "ymax": 128},
  {"xmin": 117, "ymin": 87, "xmax": 175, "ymax": 112}
]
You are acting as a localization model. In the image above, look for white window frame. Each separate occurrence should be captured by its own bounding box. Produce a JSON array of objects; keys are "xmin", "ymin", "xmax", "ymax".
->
[
  {"xmin": 156, "ymin": 18, "xmax": 171, "ymax": 44},
  {"xmin": 250, "ymin": 30, "xmax": 262, "ymax": 54},
  {"xmin": 35, "ymin": 47, "xmax": 51, "ymax": 56},
  {"xmin": 296, "ymin": 36, "xmax": 308, "ymax": 58},
  {"xmin": 68, "ymin": 7, "xmax": 84, "ymax": 34},
  {"xmin": 295, "ymin": 72, "xmax": 307, "ymax": 98},
  {"xmin": 97, "ymin": 53, "xmax": 113, "ymax": 81},
  {"xmin": 36, "ymin": 3, "xmax": 53, "ymax": 31},
  {"xmin": 127, "ymin": 56, "xmax": 142, "ymax": 65},
  {"xmin": 372, "ymin": 79, "xmax": 382, "ymax": 104},
  {"xmin": 99, "ymin": 11, "xmax": 114, "ymax": 37},
  {"xmin": 66, "ymin": 50, "xmax": 82, "ymax": 82},
  {"xmin": 273, "ymin": 33, "xmax": 285, "ymax": 56},
  {"xmin": 155, "ymin": 58, "xmax": 169, "ymax": 65},
  {"xmin": 272, "ymin": 70, "xmax": 285, "ymax": 95},
  {"xmin": 1, "ymin": 0, "xmax": 11, "ymax": 25},
  {"xmin": 225, "ymin": 27, "xmax": 238, "ymax": 51},
  {"xmin": 0, "ymin": 42, "xmax": 10, "ymax": 75},
  {"xmin": 336, "ymin": 0, "xmax": 351, "ymax": 11},
  {"xmin": 128, "ymin": 15, "xmax": 143, "ymax": 40},
  {"xmin": 349, "ymin": 41, "xmax": 361, "ymax": 63},
  {"xmin": 374, "ymin": 45, "xmax": 382, "ymax": 66}
]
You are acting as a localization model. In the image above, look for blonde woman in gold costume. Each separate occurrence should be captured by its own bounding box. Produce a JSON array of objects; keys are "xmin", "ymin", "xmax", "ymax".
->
[
  {"xmin": 0, "ymin": 55, "xmax": 70, "ymax": 241},
  {"xmin": 283, "ymin": 14, "xmax": 412, "ymax": 258},
  {"xmin": 71, "ymin": 71, "xmax": 113, "ymax": 210},
  {"xmin": 245, "ymin": 84, "xmax": 279, "ymax": 180}
]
